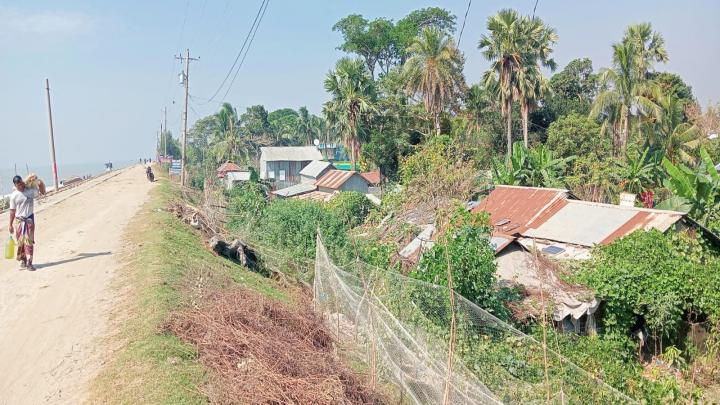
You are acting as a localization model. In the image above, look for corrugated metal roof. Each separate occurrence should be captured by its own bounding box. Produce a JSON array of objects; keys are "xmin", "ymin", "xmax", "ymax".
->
[
  {"xmin": 272, "ymin": 183, "xmax": 316, "ymax": 197},
  {"xmin": 524, "ymin": 200, "xmax": 685, "ymax": 246},
  {"xmin": 260, "ymin": 146, "xmax": 323, "ymax": 162},
  {"xmin": 316, "ymin": 170, "xmax": 369, "ymax": 190},
  {"xmin": 472, "ymin": 185, "xmax": 569, "ymax": 235},
  {"xmin": 299, "ymin": 160, "xmax": 333, "ymax": 178},
  {"xmin": 295, "ymin": 190, "xmax": 334, "ymax": 202},
  {"xmin": 360, "ymin": 170, "xmax": 381, "ymax": 185}
]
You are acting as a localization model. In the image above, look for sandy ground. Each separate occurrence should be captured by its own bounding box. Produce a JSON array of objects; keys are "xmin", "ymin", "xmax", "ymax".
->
[{"xmin": 0, "ymin": 165, "xmax": 153, "ymax": 404}]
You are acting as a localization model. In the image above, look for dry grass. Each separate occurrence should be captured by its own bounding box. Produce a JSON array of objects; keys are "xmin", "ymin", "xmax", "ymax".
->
[{"xmin": 167, "ymin": 288, "xmax": 386, "ymax": 404}]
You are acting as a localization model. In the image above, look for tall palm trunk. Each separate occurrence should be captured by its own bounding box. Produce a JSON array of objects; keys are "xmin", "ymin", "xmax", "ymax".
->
[
  {"xmin": 620, "ymin": 107, "xmax": 630, "ymax": 153},
  {"xmin": 505, "ymin": 99, "xmax": 513, "ymax": 156},
  {"xmin": 521, "ymin": 101, "xmax": 529, "ymax": 147}
]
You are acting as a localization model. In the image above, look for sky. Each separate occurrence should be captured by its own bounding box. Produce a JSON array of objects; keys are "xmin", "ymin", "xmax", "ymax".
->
[{"xmin": 0, "ymin": 0, "xmax": 718, "ymax": 169}]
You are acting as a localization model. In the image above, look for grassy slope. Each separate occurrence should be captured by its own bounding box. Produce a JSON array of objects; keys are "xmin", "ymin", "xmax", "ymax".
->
[{"xmin": 91, "ymin": 178, "xmax": 287, "ymax": 404}]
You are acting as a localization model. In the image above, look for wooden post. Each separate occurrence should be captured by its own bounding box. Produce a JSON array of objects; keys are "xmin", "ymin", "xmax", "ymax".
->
[{"xmin": 45, "ymin": 79, "xmax": 59, "ymax": 192}]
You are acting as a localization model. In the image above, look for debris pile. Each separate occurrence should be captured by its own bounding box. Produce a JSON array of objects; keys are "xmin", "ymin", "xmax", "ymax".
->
[{"xmin": 167, "ymin": 288, "xmax": 386, "ymax": 404}]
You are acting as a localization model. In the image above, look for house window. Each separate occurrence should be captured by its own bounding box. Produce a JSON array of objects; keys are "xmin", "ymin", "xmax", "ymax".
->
[
  {"xmin": 279, "ymin": 170, "xmax": 286, "ymax": 181},
  {"xmin": 268, "ymin": 170, "xmax": 275, "ymax": 179}
]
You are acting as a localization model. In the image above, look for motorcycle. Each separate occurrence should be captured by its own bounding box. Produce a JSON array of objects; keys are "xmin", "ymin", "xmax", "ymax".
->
[{"xmin": 146, "ymin": 167, "xmax": 155, "ymax": 182}]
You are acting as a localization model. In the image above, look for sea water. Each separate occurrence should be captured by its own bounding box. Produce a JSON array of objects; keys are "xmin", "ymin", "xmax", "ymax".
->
[{"xmin": 0, "ymin": 160, "xmax": 136, "ymax": 194}]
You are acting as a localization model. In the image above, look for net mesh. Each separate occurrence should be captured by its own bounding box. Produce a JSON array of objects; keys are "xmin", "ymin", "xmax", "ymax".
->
[
  {"xmin": 313, "ymin": 234, "xmax": 637, "ymax": 405},
  {"xmin": 180, "ymin": 183, "xmax": 636, "ymax": 404}
]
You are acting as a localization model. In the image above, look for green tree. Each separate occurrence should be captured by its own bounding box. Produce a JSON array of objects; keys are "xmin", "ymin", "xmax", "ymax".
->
[
  {"xmin": 394, "ymin": 7, "xmax": 456, "ymax": 64},
  {"xmin": 590, "ymin": 40, "xmax": 660, "ymax": 154},
  {"xmin": 479, "ymin": 9, "xmax": 525, "ymax": 155},
  {"xmin": 296, "ymin": 106, "xmax": 314, "ymax": 146},
  {"xmin": 403, "ymin": 27, "xmax": 465, "ymax": 135},
  {"xmin": 531, "ymin": 58, "xmax": 597, "ymax": 134},
  {"xmin": 267, "ymin": 108, "xmax": 299, "ymax": 145},
  {"xmin": 332, "ymin": 15, "xmax": 395, "ymax": 78},
  {"xmin": 546, "ymin": 113, "xmax": 607, "ymax": 159},
  {"xmin": 324, "ymin": 57, "xmax": 377, "ymax": 171},
  {"xmin": 622, "ymin": 22, "xmax": 668, "ymax": 79},
  {"xmin": 516, "ymin": 16, "xmax": 557, "ymax": 147}
]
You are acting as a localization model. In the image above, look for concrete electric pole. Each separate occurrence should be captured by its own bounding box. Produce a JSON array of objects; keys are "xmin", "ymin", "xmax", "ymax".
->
[
  {"xmin": 175, "ymin": 49, "xmax": 198, "ymax": 186},
  {"xmin": 45, "ymin": 79, "xmax": 59, "ymax": 192}
]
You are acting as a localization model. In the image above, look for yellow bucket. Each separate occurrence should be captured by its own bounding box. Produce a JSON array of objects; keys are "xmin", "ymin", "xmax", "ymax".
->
[{"xmin": 5, "ymin": 236, "xmax": 15, "ymax": 260}]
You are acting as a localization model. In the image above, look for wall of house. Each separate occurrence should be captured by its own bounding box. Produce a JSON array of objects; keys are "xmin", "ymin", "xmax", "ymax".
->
[{"xmin": 261, "ymin": 160, "xmax": 312, "ymax": 188}]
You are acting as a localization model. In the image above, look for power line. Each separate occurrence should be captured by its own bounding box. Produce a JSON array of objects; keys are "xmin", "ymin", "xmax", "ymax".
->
[
  {"xmin": 204, "ymin": 0, "xmax": 269, "ymax": 103},
  {"xmin": 220, "ymin": 0, "xmax": 269, "ymax": 102},
  {"xmin": 457, "ymin": 0, "xmax": 471, "ymax": 46}
]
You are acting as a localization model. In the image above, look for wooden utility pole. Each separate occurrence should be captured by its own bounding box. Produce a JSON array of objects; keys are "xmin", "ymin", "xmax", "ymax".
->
[
  {"xmin": 175, "ymin": 49, "xmax": 198, "ymax": 186},
  {"xmin": 45, "ymin": 79, "xmax": 59, "ymax": 192},
  {"xmin": 163, "ymin": 106, "xmax": 168, "ymax": 156}
]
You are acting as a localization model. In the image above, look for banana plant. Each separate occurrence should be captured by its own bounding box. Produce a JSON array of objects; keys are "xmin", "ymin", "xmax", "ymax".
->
[
  {"xmin": 657, "ymin": 147, "xmax": 720, "ymax": 226},
  {"xmin": 492, "ymin": 141, "xmax": 573, "ymax": 188}
]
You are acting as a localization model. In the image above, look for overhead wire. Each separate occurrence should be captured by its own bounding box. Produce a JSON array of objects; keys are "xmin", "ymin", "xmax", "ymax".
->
[
  {"xmin": 203, "ymin": 0, "xmax": 269, "ymax": 104},
  {"xmin": 457, "ymin": 0, "xmax": 472, "ymax": 46},
  {"xmin": 219, "ymin": 0, "xmax": 269, "ymax": 102}
]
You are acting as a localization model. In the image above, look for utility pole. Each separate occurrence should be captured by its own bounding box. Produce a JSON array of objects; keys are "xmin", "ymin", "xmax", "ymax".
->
[
  {"xmin": 45, "ymin": 79, "xmax": 59, "ymax": 192},
  {"xmin": 175, "ymin": 49, "xmax": 198, "ymax": 186},
  {"xmin": 163, "ymin": 106, "xmax": 168, "ymax": 157}
]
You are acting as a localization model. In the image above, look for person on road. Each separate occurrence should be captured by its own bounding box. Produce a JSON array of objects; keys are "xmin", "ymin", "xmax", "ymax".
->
[{"xmin": 8, "ymin": 175, "xmax": 46, "ymax": 271}]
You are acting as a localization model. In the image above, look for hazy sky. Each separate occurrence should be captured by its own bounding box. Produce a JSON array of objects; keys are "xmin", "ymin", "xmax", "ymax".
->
[{"xmin": 1, "ymin": 0, "xmax": 718, "ymax": 167}]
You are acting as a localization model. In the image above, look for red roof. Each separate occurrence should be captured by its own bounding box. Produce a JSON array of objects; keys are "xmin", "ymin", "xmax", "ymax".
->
[
  {"xmin": 472, "ymin": 185, "xmax": 569, "ymax": 235},
  {"xmin": 360, "ymin": 170, "xmax": 381, "ymax": 185},
  {"xmin": 216, "ymin": 161, "xmax": 242, "ymax": 174},
  {"xmin": 316, "ymin": 170, "xmax": 368, "ymax": 190}
]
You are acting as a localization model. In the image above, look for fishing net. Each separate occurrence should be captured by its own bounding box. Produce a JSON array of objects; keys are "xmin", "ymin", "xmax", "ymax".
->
[{"xmin": 313, "ymin": 234, "xmax": 636, "ymax": 405}]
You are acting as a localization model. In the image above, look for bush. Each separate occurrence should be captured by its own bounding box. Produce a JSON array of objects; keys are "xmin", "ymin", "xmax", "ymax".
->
[
  {"xmin": 259, "ymin": 199, "xmax": 348, "ymax": 260},
  {"xmin": 411, "ymin": 206, "xmax": 510, "ymax": 319},
  {"xmin": 326, "ymin": 192, "xmax": 374, "ymax": 228},
  {"xmin": 577, "ymin": 230, "xmax": 720, "ymax": 344},
  {"xmin": 546, "ymin": 113, "xmax": 608, "ymax": 160},
  {"xmin": 227, "ymin": 182, "xmax": 268, "ymax": 230}
]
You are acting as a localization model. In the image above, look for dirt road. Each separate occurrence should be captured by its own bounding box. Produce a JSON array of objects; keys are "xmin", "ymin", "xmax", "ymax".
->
[{"xmin": 0, "ymin": 165, "xmax": 153, "ymax": 404}]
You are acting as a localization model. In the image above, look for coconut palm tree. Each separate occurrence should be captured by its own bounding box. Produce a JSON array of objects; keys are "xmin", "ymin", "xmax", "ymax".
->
[
  {"xmin": 296, "ymin": 106, "xmax": 314, "ymax": 146},
  {"xmin": 403, "ymin": 27, "xmax": 465, "ymax": 136},
  {"xmin": 478, "ymin": 9, "xmax": 524, "ymax": 155},
  {"xmin": 654, "ymin": 93, "xmax": 701, "ymax": 165},
  {"xmin": 323, "ymin": 57, "xmax": 376, "ymax": 171},
  {"xmin": 590, "ymin": 41, "xmax": 661, "ymax": 155},
  {"xmin": 211, "ymin": 102, "xmax": 241, "ymax": 164}
]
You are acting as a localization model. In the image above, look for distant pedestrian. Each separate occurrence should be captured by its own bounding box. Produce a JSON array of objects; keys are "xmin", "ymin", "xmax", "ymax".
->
[{"xmin": 8, "ymin": 175, "xmax": 46, "ymax": 271}]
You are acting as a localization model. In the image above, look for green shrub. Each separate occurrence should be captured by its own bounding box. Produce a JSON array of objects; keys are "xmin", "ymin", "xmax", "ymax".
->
[
  {"xmin": 411, "ymin": 206, "xmax": 510, "ymax": 319},
  {"xmin": 227, "ymin": 182, "xmax": 268, "ymax": 230},
  {"xmin": 326, "ymin": 191, "xmax": 374, "ymax": 228},
  {"xmin": 578, "ymin": 230, "xmax": 720, "ymax": 342},
  {"xmin": 259, "ymin": 198, "xmax": 348, "ymax": 260}
]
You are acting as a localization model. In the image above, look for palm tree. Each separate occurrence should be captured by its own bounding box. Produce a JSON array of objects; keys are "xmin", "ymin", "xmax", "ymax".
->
[
  {"xmin": 323, "ymin": 57, "xmax": 376, "ymax": 171},
  {"xmin": 517, "ymin": 65, "xmax": 550, "ymax": 147},
  {"xmin": 403, "ymin": 27, "xmax": 465, "ymax": 135},
  {"xmin": 590, "ymin": 41, "xmax": 660, "ymax": 155},
  {"xmin": 478, "ymin": 9, "xmax": 524, "ymax": 155},
  {"xmin": 622, "ymin": 23, "xmax": 668, "ymax": 79},
  {"xmin": 296, "ymin": 106, "xmax": 314, "ymax": 146},
  {"xmin": 653, "ymin": 93, "xmax": 701, "ymax": 165},
  {"xmin": 211, "ymin": 102, "xmax": 241, "ymax": 164}
]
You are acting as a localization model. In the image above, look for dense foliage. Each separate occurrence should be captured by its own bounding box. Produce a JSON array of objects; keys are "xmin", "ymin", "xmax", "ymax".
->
[
  {"xmin": 578, "ymin": 230, "xmax": 720, "ymax": 344},
  {"xmin": 179, "ymin": 5, "xmax": 720, "ymax": 400}
]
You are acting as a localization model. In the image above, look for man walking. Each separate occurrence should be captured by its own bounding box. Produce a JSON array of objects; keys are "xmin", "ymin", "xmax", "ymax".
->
[{"xmin": 8, "ymin": 175, "xmax": 45, "ymax": 271}]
